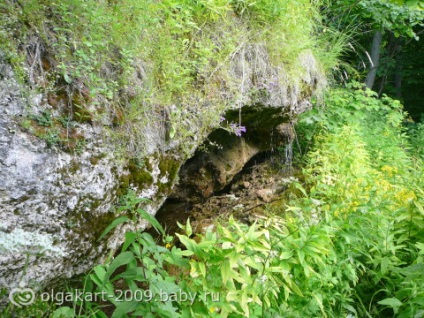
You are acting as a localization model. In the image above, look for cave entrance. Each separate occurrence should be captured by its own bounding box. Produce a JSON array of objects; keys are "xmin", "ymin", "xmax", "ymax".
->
[
  {"xmin": 152, "ymin": 105, "xmax": 297, "ymax": 236},
  {"xmin": 153, "ymin": 149, "xmax": 294, "ymax": 237}
]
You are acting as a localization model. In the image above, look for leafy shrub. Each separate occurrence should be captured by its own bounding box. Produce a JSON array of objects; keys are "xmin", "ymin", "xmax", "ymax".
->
[{"xmin": 293, "ymin": 82, "xmax": 424, "ymax": 317}]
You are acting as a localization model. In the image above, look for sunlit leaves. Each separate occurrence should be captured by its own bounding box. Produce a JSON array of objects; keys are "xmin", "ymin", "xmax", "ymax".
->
[{"xmin": 295, "ymin": 83, "xmax": 424, "ymax": 317}]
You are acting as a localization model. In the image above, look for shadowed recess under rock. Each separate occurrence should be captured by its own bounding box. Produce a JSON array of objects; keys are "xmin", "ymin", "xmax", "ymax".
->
[
  {"xmin": 153, "ymin": 146, "xmax": 294, "ymax": 238},
  {"xmin": 172, "ymin": 106, "xmax": 295, "ymax": 202}
]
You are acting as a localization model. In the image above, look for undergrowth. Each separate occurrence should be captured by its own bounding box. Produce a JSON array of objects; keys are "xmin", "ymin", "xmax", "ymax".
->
[{"xmin": 5, "ymin": 83, "xmax": 418, "ymax": 317}]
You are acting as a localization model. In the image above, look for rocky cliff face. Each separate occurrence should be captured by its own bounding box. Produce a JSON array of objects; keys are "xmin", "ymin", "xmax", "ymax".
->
[{"xmin": 0, "ymin": 44, "xmax": 324, "ymax": 290}]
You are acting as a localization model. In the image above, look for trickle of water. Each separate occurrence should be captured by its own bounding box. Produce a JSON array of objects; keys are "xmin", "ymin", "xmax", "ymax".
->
[{"xmin": 284, "ymin": 142, "xmax": 293, "ymax": 167}]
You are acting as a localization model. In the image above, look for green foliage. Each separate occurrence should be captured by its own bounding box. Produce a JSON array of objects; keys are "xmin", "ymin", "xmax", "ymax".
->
[
  {"xmin": 390, "ymin": 0, "xmax": 424, "ymax": 10},
  {"xmin": 0, "ymin": 287, "xmax": 58, "ymax": 318},
  {"xmin": 321, "ymin": 0, "xmax": 424, "ymax": 96},
  {"xmin": 59, "ymin": 83, "xmax": 424, "ymax": 317},
  {"xmin": 293, "ymin": 82, "xmax": 424, "ymax": 317},
  {"xmin": 31, "ymin": 110, "xmax": 53, "ymax": 127},
  {"xmin": 98, "ymin": 190, "xmax": 160, "ymax": 242},
  {"xmin": 408, "ymin": 120, "xmax": 424, "ymax": 158},
  {"xmin": 323, "ymin": 0, "xmax": 424, "ymax": 38},
  {"xmin": 19, "ymin": 112, "xmax": 87, "ymax": 152}
]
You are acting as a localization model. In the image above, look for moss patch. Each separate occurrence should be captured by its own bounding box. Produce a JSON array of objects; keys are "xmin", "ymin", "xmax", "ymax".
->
[
  {"xmin": 128, "ymin": 158, "xmax": 154, "ymax": 186},
  {"xmin": 158, "ymin": 156, "xmax": 180, "ymax": 181},
  {"xmin": 157, "ymin": 155, "xmax": 181, "ymax": 194},
  {"xmin": 69, "ymin": 208, "xmax": 117, "ymax": 245}
]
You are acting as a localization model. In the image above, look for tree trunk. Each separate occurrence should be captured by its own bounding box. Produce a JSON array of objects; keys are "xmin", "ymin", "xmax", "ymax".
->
[
  {"xmin": 365, "ymin": 30, "xmax": 383, "ymax": 90},
  {"xmin": 393, "ymin": 39, "xmax": 403, "ymax": 99}
]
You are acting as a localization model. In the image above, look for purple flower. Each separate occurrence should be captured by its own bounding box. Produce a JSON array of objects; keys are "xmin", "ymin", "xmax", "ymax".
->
[
  {"xmin": 236, "ymin": 125, "xmax": 246, "ymax": 136},
  {"xmin": 230, "ymin": 123, "xmax": 246, "ymax": 137}
]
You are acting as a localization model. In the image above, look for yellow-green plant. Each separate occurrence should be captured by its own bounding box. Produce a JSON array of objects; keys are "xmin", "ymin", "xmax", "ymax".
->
[{"xmin": 291, "ymin": 83, "xmax": 424, "ymax": 317}]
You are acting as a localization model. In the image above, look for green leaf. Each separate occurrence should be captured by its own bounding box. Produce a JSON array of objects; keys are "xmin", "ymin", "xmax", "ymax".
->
[
  {"xmin": 92, "ymin": 265, "xmax": 107, "ymax": 286},
  {"xmin": 136, "ymin": 208, "xmax": 165, "ymax": 236},
  {"xmin": 279, "ymin": 251, "xmax": 294, "ymax": 260},
  {"xmin": 111, "ymin": 300, "xmax": 138, "ymax": 318},
  {"xmin": 313, "ymin": 293, "xmax": 325, "ymax": 317},
  {"xmin": 63, "ymin": 73, "xmax": 72, "ymax": 84},
  {"xmin": 114, "ymin": 267, "xmax": 146, "ymax": 281},
  {"xmin": 416, "ymin": 242, "xmax": 424, "ymax": 253},
  {"xmin": 414, "ymin": 201, "xmax": 424, "ymax": 216},
  {"xmin": 122, "ymin": 231, "xmax": 137, "ymax": 252},
  {"xmin": 103, "ymin": 251, "xmax": 135, "ymax": 286},
  {"xmin": 171, "ymin": 248, "xmax": 194, "ymax": 257},
  {"xmin": 176, "ymin": 234, "xmax": 198, "ymax": 254},
  {"xmin": 240, "ymin": 288, "xmax": 250, "ymax": 317},
  {"xmin": 97, "ymin": 216, "xmax": 130, "ymax": 241},
  {"xmin": 198, "ymin": 262, "xmax": 206, "ymax": 277},
  {"xmin": 381, "ymin": 256, "xmax": 390, "ymax": 275},
  {"xmin": 151, "ymin": 280, "xmax": 181, "ymax": 294},
  {"xmin": 221, "ymin": 260, "xmax": 232, "ymax": 285},
  {"xmin": 290, "ymin": 282, "xmax": 304, "ymax": 297},
  {"xmin": 52, "ymin": 306, "xmax": 75, "ymax": 318},
  {"xmin": 377, "ymin": 297, "xmax": 403, "ymax": 314},
  {"xmin": 169, "ymin": 124, "xmax": 176, "ymax": 139},
  {"xmin": 185, "ymin": 218, "xmax": 192, "ymax": 237}
]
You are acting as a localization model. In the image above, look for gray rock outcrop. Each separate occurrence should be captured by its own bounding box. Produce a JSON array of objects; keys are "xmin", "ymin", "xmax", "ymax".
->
[{"xmin": 0, "ymin": 44, "xmax": 324, "ymax": 291}]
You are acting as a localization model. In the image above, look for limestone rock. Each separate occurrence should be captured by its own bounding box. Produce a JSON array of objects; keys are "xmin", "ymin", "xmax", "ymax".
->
[
  {"xmin": 0, "ymin": 44, "xmax": 324, "ymax": 291},
  {"xmin": 256, "ymin": 189, "xmax": 274, "ymax": 203}
]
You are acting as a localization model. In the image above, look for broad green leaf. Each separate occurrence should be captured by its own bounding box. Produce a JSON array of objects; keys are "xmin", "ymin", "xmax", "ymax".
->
[
  {"xmin": 103, "ymin": 251, "xmax": 135, "ymax": 285},
  {"xmin": 290, "ymin": 282, "xmax": 304, "ymax": 297},
  {"xmin": 92, "ymin": 265, "xmax": 106, "ymax": 285},
  {"xmin": 172, "ymin": 249, "xmax": 194, "ymax": 257},
  {"xmin": 63, "ymin": 73, "xmax": 72, "ymax": 84},
  {"xmin": 111, "ymin": 300, "xmax": 138, "ymax": 318},
  {"xmin": 377, "ymin": 297, "xmax": 403, "ymax": 314},
  {"xmin": 114, "ymin": 267, "xmax": 146, "ymax": 281},
  {"xmin": 176, "ymin": 234, "xmax": 198, "ymax": 254},
  {"xmin": 222, "ymin": 260, "xmax": 232, "ymax": 285},
  {"xmin": 52, "ymin": 306, "xmax": 75, "ymax": 318},
  {"xmin": 279, "ymin": 251, "xmax": 294, "ymax": 260},
  {"xmin": 122, "ymin": 231, "xmax": 137, "ymax": 252},
  {"xmin": 151, "ymin": 280, "xmax": 181, "ymax": 294}
]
